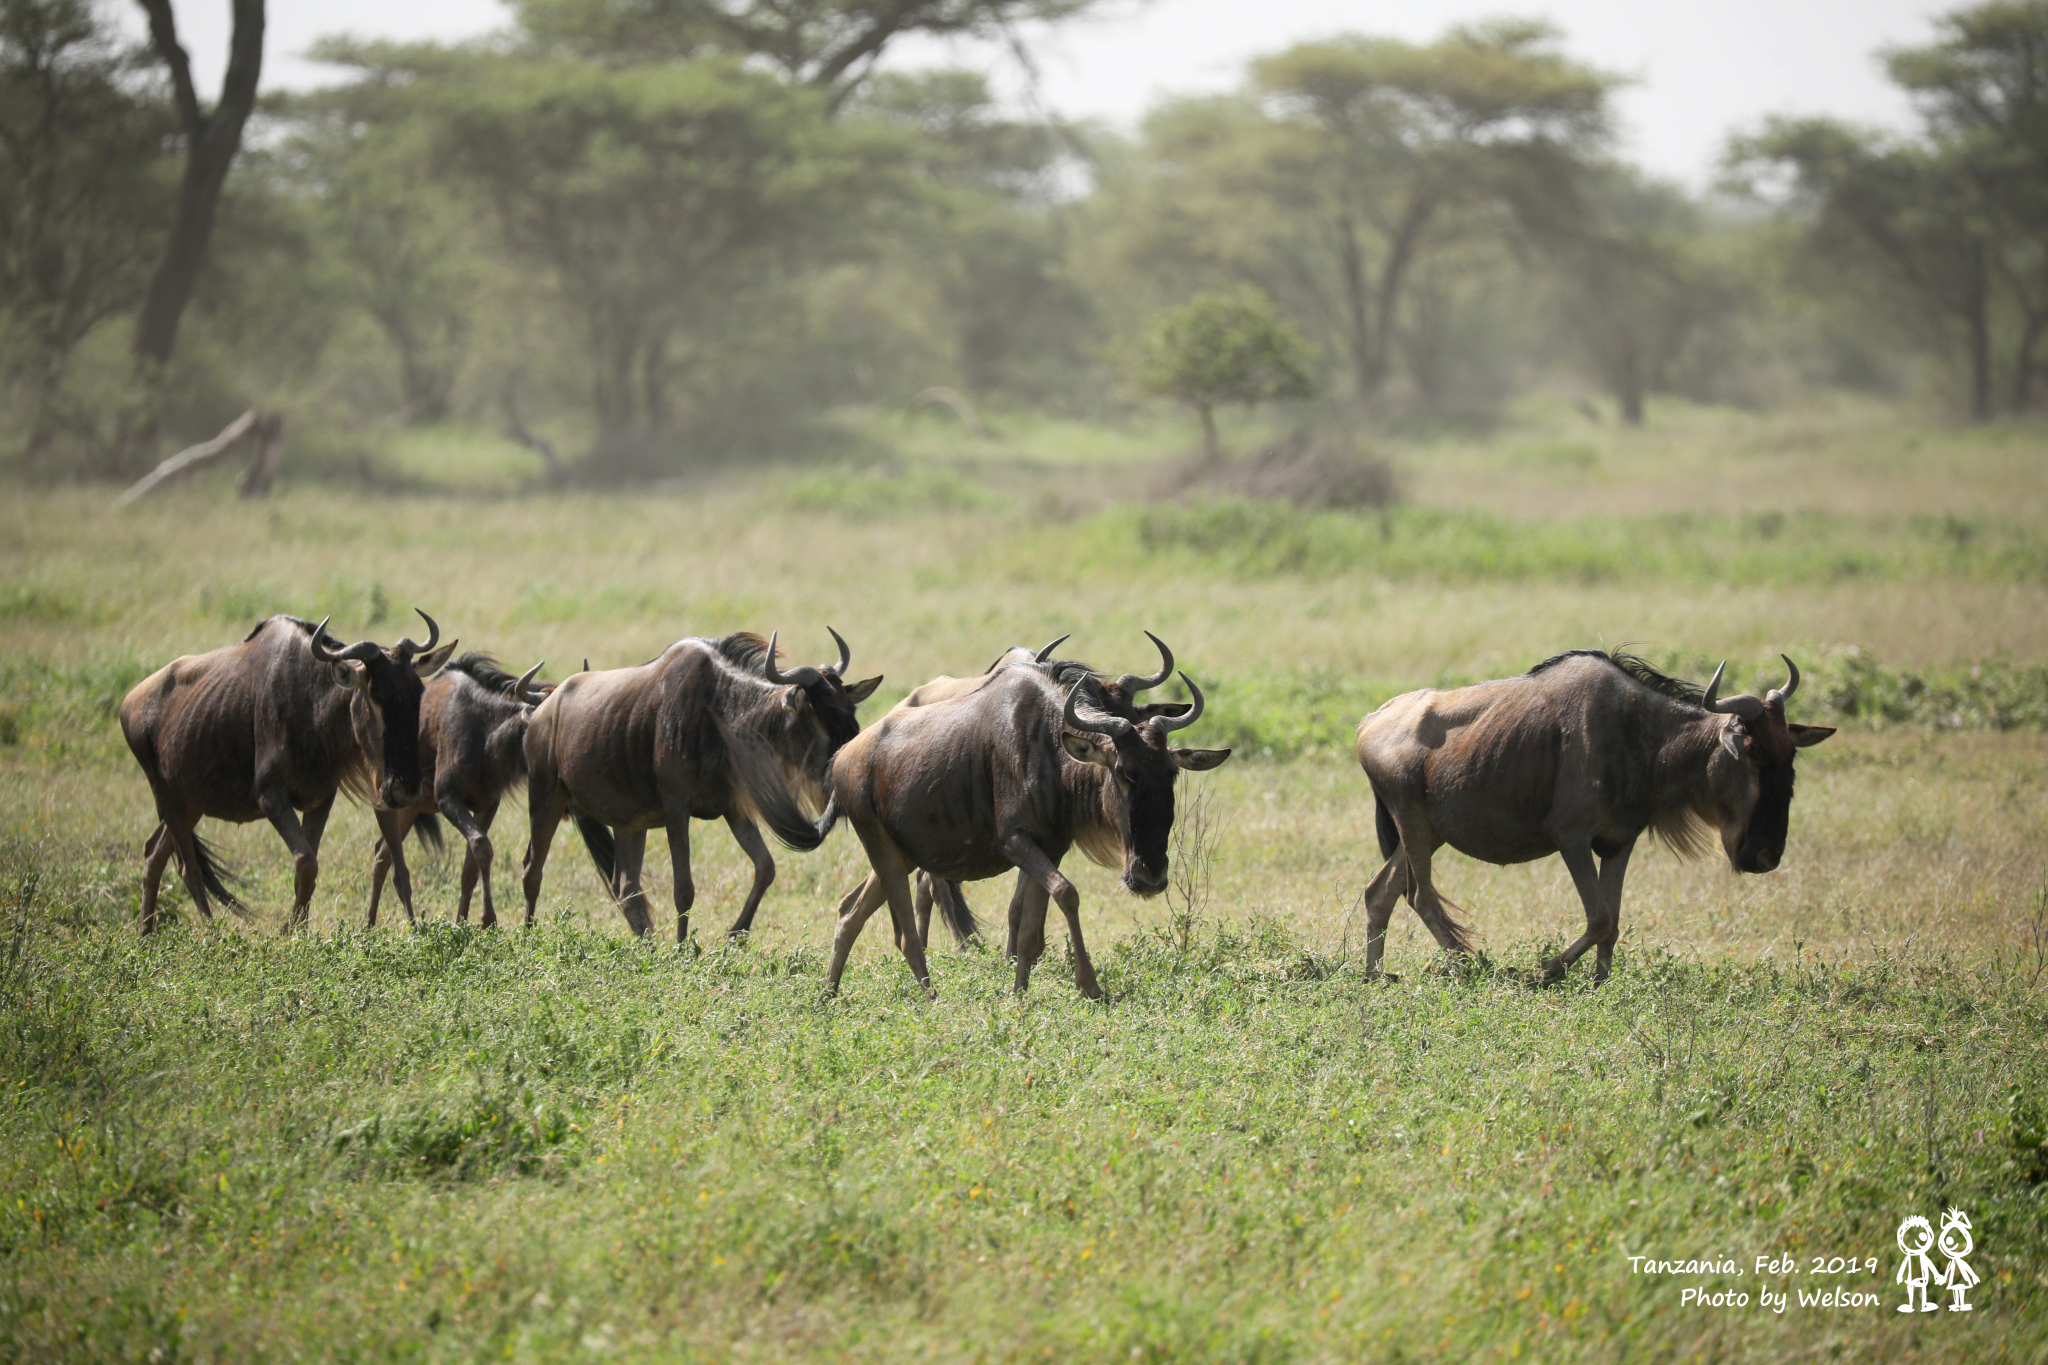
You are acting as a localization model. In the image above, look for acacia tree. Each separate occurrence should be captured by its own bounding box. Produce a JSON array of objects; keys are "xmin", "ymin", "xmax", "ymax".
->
[
  {"xmin": 404, "ymin": 53, "xmax": 893, "ymax": 452},
  {"xmin": 0, "ymin": 0, "xmax": 173, "ymax": 461},
  {"xmin": 1138, "ymin": 288, "xmax": 1315, "ymax": 458},
  {"xmin": 1888, "ymin": 0, "xmax": 2048, "ymax": 409},
  {"xmin": 1508, "ymin": 160, "xmax": 1736, "ymax": 424},
  {"xmin": 1096, "ymin": 22, "xmax": 1612, "ymax": 408},
  {"xmin": 513, "ymin": 0, "xmax": 1099, "ymax": 108},
  {"xmin": 1732, "ymin": 118, "xmax": 1998, "ymax": 419},
  {"xmin": 1730, "ymin": 2, "xmax": 2048, "ymax": 419}
]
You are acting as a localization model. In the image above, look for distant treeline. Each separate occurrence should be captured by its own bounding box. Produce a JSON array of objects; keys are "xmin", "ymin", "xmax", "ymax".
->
[{"xmin": 4, "ymin": 0, "xmax": 2047, "ymax": 478}]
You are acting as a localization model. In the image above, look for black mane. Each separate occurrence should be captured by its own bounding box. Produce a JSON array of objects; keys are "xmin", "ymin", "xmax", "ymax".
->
[
  {"xmin": 716, "ymin": 632, "xmax": 773, "ymax": 673},
  {"xmin": 1529, "ymin": 648, "xmax": 1705, "ymax": 706},
  {"xmin": 1042, "ymin": 657, "xmax": 1116, "ymax": 709},
  {"xmin": 444, "ymin": 652, "xmax": 526, "ymax": 696}
]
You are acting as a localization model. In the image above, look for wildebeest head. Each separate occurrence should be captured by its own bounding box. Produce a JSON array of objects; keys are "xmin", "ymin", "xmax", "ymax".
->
[
  {"xmin": 761, "ymin": 627, "xmax": 883, "ymax": 789},
  {"xmin": 310, "ymin": 610, "xmax": 457, "ymax": 809},
  {"xmin": 1058, "ymin": 649, "xmax": 1230, "ymax": 896},
  {"xmin": 1698, "ymin": 656, "xmax": 1835, "ymax": 874}
]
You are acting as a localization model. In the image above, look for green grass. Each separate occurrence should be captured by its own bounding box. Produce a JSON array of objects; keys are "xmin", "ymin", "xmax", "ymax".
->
[
  {"xmin": 1, "ymin": 871, "xmax": 2042, "ymax": 1362},
  {"xmin": 4, "ymin": 400, "xmax": 2048, "ymax": 1360}
]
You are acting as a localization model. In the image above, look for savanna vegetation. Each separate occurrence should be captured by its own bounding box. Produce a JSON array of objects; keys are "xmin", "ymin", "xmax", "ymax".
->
[{"xmin": 4, "ymin": 0, "xmax": 2048, "ymax": 1360}]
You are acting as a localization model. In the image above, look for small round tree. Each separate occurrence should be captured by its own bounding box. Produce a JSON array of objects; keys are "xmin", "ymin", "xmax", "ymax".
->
[{"xmin": 1137, "ymin": 288, "xmax": 1317, "ymax": 459}]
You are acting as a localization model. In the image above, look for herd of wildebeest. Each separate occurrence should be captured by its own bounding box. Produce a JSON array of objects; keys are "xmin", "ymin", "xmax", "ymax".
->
[{"xmin": 116, "ymin": 611, "xmax": 1835, "ymax": 993}]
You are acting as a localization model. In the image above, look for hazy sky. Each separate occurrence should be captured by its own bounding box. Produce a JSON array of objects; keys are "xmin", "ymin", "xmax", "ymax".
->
[{"xmin": 144, "ymin": 0, "xmax": 1956, "ymax": 186}]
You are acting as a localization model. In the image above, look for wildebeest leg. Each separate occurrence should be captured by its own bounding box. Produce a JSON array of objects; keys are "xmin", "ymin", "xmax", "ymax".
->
[
  {"xmin": 612, "ymin": 829, "xmax": 652, "ymax": 937},
  {"xmin": 258, "ymin": 787, "xmax": 325, "ymax": 930},
  {"xmin": 874, "ymin": 857, "xmax": 934, "ymax": 992},
  {"xmin": 439, "ymin": 796, "xmax": 493, "ymax": 927},
  {"xmin": 1541, "ymin": 839, "xmax": 1612, "ymax": 983},
  {"xmin": 1592, "ymin": 839, "xmax": 1635, "ymax": 983},
  {"xmin": 721, "ymin": 815, "xmax": 775, "ymax": 940},
  {"xmin": 371, "ymin": 809, "xmax": 420, "ymax": 928},
  {"xmin": 826, "ymin": 874, "xmax": 889, "ymax": 994},
  {"xmin": 473, "ymin": 801, "xmax": 501, "ymax": 928},
  {"xmin": 139, "ymin": 822, "xmax": 175, "ymax": 934},
  {"xmin": 1011, "ymin": 879, "xmax": 1051, "ymax": 995},
  {"xmin": 1054, "ymin": 890, "xmax": 1103, "ymax": 1001},
  {"xmin": 1398, "ymin": 839, "xmax": 1471, "ymax": 966},
  {"xmin": 913, "ymin": 871, "xmax": 935, "ymax": 949},
  {"xmin": 521, "ymin": 787, "xmax": 568, "ymax": 928},
  {"xmin": 1359, "ymin": 854, "xmax": 1412, "ymax": 979},
  {"xmin": 663, "ymin": 817, "xmax": 696, "ymax": 947},
  {"xmin": 1542, "ymin": 837, "xmax": 1635, "ymax": 984},
  {"xmin": 1004, "ymin": 872, "xmax": 1031, "ymax": 960}
]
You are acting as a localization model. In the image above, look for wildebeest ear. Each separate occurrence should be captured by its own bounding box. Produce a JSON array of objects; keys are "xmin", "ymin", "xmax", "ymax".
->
[
  {"xmin": 1138, "ymin": 701, "xmax": 1194, "ymax": 720},
  {"xmin": 333, "ymin": 660, "xmax": 370, "ymax": 692},
  {"xmin": 1719, "ymin": 719, "xmax": 1747, "ymax": 762},
  {"xmin": 1061, "ymin": 730, "xmax": 1117, "ymax": 768},
  {"xmin": 844, "ymin": 674, "xmax": 883, "ymax": 703},
  {"xmin": 1170, "ymin": 747, "xmax": 1231, "ymax": 771},
  {"xmin": 1789, "ymin": 724, "xmax": 1836, "ymax": 748},
  {"xmin": 415, "ymin": 640, "xmax": 460, "ymax": 678},
  {"xmin": 781, "ymin": 685, "xmax": 810, "ymax": 714}
]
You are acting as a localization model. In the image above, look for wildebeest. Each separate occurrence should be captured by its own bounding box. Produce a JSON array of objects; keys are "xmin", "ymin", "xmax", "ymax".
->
[
  {"xmin": 365, "ymin": 653, "xmax": 551, "ymax": 928},
  {"xmin": 825, "ymin": 638, "xmax": 1230, "ymax": 998},
  {"xmin": 520, "ymin": 630, "xmax": 881, "ymax": 943},
  {"xmin": 893, "ymin": 632, "xmax": 1199, "ymax": 954},
  {"xmin": 1355, "ymin": 650, "xmax": 1836, "ymax": 984},
  {"xmin": 119, "ymin": 612, "xmax": 456, "ymax": 932}
]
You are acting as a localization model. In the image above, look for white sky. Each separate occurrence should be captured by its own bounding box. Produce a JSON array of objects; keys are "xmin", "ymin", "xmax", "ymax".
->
[{"xmin": 138, "ymin": 0, "xmax": 1955, "ymax": 187}]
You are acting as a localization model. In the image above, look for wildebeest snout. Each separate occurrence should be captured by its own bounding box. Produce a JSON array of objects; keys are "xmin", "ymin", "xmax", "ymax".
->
[
  {"xmin": 1738, "ymin": 844, "xmax": 1781, "ymax": 874},
  {"xmin": 382, "ymin": 774, "xmax": 424, "ymax": 809},
  {"xmin": 1124, "ymin": 859, "xmax": 1169, "ymax": 896}
]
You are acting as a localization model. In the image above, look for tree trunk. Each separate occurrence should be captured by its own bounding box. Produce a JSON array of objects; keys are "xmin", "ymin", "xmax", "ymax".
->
[
  {"xmin": 2013, "ymin": 305, "xmax": 2048, "ymax": 413},
  {"xmin": 131, "ymin": 0, "xmax": 265, "ymax": 369},
  {"xmin": 1610, "ymin": 321, "xmax": 1645, "ymax": 426},
  {"xmin": 1198, "ymin": 404, "xmax": 1219, "ymax": 461},
  {"xmin": 1964, "ymin": 239, "xmax": 1992, "ymax": 423}
]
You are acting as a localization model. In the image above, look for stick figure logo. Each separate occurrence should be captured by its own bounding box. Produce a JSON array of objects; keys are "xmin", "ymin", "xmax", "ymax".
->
[
  {"xmin": 1897, "ymin": 1209, "xmax": 1981, "ymax": 1313},
  {"xmin": 1895, "ymin": 1216, "xmax": 1939, "ymax": 1314},
  {"xmin": 1937, "ymin": 1208, "xmax": 1978, "ymax": 1312}
]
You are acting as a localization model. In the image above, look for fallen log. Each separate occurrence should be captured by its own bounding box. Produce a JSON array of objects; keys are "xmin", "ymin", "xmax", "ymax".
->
[{"xmin": 116, "ymin": 410, "xmax": 259, "ymax": 506}]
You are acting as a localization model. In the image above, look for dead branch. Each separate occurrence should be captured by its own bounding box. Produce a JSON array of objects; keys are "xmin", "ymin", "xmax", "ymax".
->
[
  {"xmin": 905, "ymin": 386, "xmax": 990, "ymax": 439},
  {"xmin": 116, "ymin": 410, "xmax": 259, "ymax": 506}
]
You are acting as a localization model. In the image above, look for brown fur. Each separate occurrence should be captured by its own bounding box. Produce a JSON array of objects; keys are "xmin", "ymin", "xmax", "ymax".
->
[{"xmin": 1356, "ymin": 650, "xmax": 1834, "ymax": 983}]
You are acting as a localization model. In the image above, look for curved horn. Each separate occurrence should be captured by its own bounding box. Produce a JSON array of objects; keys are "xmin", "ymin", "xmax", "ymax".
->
[
  {"xmin": 1766, "ymin": 654, "xmax": 1800, "ymax": 705},
  {"xmin": 393, "ymin": 608, "xmax": 441, "ymax": 661},
  {"xmin": 1701, "ymin": 659, "xmax": 1766, "ymax": 721},
  {"xmin": 1063, "ymin": 680, "xmax": 1133, "ymax": 739},
  {"xmin": 515, "ymin": 660, "xmax": 547, "ymax": 704},
  {"xmin": 825, "ymin": 626, "xmax": 851, "ymax": 677},
  {"xmin": 1149, "ymin": 673, "xmax": 1207, "ymax": 734},
  {"xmin": 762, "ymin": 631, "xmax": 823, "ymax": 688},
  {"xmin": 307, "ymin": 616, "xmax": 338, "ymax": 662},
  {"xmin": 1113, "ymin": 630, "xmax": 1174, "ymax": 697},
  {"xmin": 1034, "ymin": 632, "xmax": 1071, "ymax": 663},
  {"xmin": 307, "ymin": 616, "xmax": 380, "ymax": 664}
]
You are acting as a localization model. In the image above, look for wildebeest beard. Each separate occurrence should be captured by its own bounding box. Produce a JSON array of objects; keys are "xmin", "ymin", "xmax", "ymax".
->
[
  {"xmin": 291, "ymin": 616, "xmax": 427, "ymax": 809},
  {"xmin": 1737, "ymin": 753, "xmax": 1795, "ymax": 873}
]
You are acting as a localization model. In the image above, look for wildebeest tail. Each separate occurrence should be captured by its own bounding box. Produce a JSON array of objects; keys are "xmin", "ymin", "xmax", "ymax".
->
[
  {"xmin": 411, "ymin": 814, "xmax": 445, "ymax": 854},
  {"xmin": 1373, "ymin": 792, "xmax": 1400, "ymax": 861},
  {"xmin": 187, "ymin": 834, "xmax": 251, "ymax": 918},
  {"xmin": 575, "ymin": 816, "xmax": 618, "ymax": 892},
  {"xmin": 935, "ymin": 879, "xmax": 980, "ymax": 945}
]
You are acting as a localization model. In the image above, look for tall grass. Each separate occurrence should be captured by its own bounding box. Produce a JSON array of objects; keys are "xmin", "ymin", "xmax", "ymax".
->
[{"xmin": 2, "ymin": 403, "xmax": 2046, "ymax": 1359}]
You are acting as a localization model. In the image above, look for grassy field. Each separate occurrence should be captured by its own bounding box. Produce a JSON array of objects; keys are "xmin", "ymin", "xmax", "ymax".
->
[{"xmin": 2, "ymin": 398, "xmax": 2046, "ymax": 1361}]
